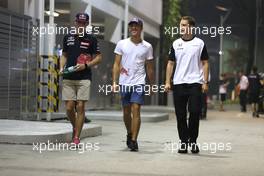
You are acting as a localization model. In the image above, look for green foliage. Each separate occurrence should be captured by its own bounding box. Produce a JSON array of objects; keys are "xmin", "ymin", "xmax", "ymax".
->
[
  {"xmin": 227, "ymin": 48, "xmax": 248, "ymax": 72},
  {"xmin": 164, "ymin": 0, "xmax": 181, "ymax": 27},
  {"xmin": 162, "ymin": 0, "xmax": 182, "ymax": 53}
]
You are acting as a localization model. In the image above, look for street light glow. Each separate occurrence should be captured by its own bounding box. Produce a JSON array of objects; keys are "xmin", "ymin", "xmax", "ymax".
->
[
  {"xmin": 216, "ymin": 5, "xmax": 229, "ymax": 12},
  {"xmin": 45, "ymin": 11, "xmax": 59, "ymax": 17}
]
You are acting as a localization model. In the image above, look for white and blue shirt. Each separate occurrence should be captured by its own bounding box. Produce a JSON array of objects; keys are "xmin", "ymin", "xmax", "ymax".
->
[{"xmin": 168, "ymin": 37, "xmax": 209, "ymax": 85}]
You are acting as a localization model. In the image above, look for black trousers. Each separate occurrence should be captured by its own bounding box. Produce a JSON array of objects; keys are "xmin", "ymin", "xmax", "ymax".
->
[
  {"xmin": 173, "ymin": 84, "xmax": 202, "ymax": 143},
  {"xmin": 239, "ymin": 90, "xmax": 247, "ymax": 112},
  {"xmin": 200, "ymin": 93, "xmax": 207, "ymax": 119}
]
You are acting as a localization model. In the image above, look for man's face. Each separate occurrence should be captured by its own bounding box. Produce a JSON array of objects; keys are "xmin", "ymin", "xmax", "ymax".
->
[
  {"xmin": 180, "ymin": 19, "xmax": 192, "ymax": 35},
  {"xmin": 129, "ymin": 23, "xmax": 142, "ymax": 37},
  {"xmin": 75, "ymin": 21, "xmax": 88, "ymax": 35}
]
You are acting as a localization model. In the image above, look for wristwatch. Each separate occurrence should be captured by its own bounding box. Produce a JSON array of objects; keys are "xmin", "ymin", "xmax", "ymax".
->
[{"xmin": 204, "ymin": 81, "xmax": 209, "ymax": 84}]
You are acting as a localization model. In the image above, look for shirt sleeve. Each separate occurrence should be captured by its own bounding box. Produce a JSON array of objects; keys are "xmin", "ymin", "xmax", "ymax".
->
[
  {"xmin": 244, "ymin": 76, "xmax": 249, "ymax": 84},
  {"xmin": 91, "ymin": 36, "xmax": 101, "ymax": 55},
  {"xmin": 257, "ymin": 74, "xmax": 262, "ymax": 88},
  {"xmin": 62, "ymin": 35, "xmax": 68, "ymax": 53},
  {"xmin": 146, "ymin": 45, "xmax": 154, "ymax": 60},
  {"xmin": 114, "ymin": 41, "xmax": 123, "ymax": 55},
  {"xmin": 201, "ymin": 44, "xmax": 209, "ymax": 60},
  {"xmin": 168, "ymin": 46, "xmax": 176, "ymax": 61}
]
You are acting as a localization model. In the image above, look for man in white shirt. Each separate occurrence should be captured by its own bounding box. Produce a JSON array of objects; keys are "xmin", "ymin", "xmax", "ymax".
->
[
  {"xmin": 219, "ymin": 73, "xmax": 230, "ymax": 111},
  {"xmin": 165, "ymin": 16, "xmax": 209, "ymax": 154},
  {"xmin": 112, "ymin": 17, "xmax": 154, "ymax": 152},
  {"xmin": 238, "ymin": 71, "xmax": 249, "ymax": 112}
]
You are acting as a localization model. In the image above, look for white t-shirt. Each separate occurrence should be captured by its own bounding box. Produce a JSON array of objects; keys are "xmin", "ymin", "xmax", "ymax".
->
[
  {"xmin": 219, "ymin": 86, "xmax": 227, "ymax": 94},
  {"xmin": 219, "ymin": 85, "xmax": 227, "ymax": 94},
  {"xmin": 114, "ymin": 38, "xmax": 153, "ymax": 85},
  {"xmin": 239, "ymin": 75, "xmax": 249, "ymax": 90},
  {"xmin": 168, "ymin": 37, "xmax": 209, "ymax": 85}
]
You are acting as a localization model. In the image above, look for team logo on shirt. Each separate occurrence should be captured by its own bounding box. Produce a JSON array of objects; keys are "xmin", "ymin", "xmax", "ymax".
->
[
  {"xmin": 249, "ymin": 75, "xmax": 257, "ymax": 79},
  {"xmin": 66, "ymin": 36, "xmax": 75, "ymax": 46},
  {"xmin": 67, "ymin": 42, "xmax": 74, "ymax": 46},
  {"xmin": 81, "ymin": 42, "xmax": 90, "ymax": 46},
  {"xmin": 177, "ymin": 43, "xmax": 184, "ymax": 50},
  {"xmin": 120, "ymin": 67, "xmax": 129, "ymax": 76},
  {"xmin": 80, "ymin": 41, "xmax": 90, "ymax": 49},
  {"xmin": 67, "ymin": 36, "xmax": 75, "ymax": 42}
]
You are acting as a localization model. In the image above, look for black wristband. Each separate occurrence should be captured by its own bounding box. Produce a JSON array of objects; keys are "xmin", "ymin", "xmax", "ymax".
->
[{"xmin": 85, "ymin": 63, "xmax": 88, "ymax": 69}]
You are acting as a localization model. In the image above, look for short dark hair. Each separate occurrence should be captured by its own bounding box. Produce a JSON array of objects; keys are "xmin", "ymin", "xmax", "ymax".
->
[
  {"xmin": 252, "ymin": 66, "xmax": 258, "ymax": 73},
  {"xmin": 181, "ymin": 16, "xmax": 196, "ymax": 26},
  {"xmin": 239, "ymin": 70, "xmax": 244, "ymax": 74}
]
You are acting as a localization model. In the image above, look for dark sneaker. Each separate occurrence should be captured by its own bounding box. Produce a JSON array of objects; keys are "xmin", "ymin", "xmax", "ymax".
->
[
  {"xmin": 129, "ymin": 140, "xmax": 138, "ymax": 152},
  {"xmin": 126, "ymin": 134, "xmax": 132, "ymax": 148},
  {"xmin": 84, "ymin": 117, "xmax": 91, "ymax": 123},
  {"xmin": 252, "ymin": 112, "xmax": 259, "ymax": 118},
  {"xmin": 190, "ymin": 143, "xmax": 200, "ymax": 154},
  {"xmin": 178, "ymin": 143, "xmax": 188, "ymax": 154}
]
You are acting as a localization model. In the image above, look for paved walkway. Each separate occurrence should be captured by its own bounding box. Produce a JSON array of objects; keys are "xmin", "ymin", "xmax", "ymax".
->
[{"xmin": 0, "ymin": 105, "xmax": 264, "ymax": 176}]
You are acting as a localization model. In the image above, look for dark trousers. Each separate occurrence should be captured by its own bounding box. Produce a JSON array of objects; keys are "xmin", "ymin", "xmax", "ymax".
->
[
  {"xmin": 200, "ymin": 93, "xmax": 207, "ymax": 119},
  {"xmin": 173, "ymin": 84, "xmax": 202, "ymax": 143},
  {"xmin": 239, "ymin": 90, "xmax": 247, "ymax": 112}
]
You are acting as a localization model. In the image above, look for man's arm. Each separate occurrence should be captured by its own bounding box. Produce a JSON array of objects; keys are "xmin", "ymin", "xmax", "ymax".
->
[
  {"xmin": 59, "ymin": 52, "xmax": 67, "ymax": 74},
  {"xmin": 146, "ymin": 60, "xmax": 155, "ymax": 86},
  {"xmin": 88, "ymin": 53, "xmax": 102, "ymax": 67},
  {"xmin": 88, "ymin": 36, "xmax": 102, "ymax": 67},
  {"xmin": 202, "ymin": 60, "xmax": 209, "ymax": 93},
  {"xmin": 202, "ymin": 60, "xmax": 209, "ymax": 83},
  {"xmin": 165, "ymin": 60, "xmax": 175, "ymax": 92},
  {"xmin": 75, "ymin": 53, "xmax": 102, "ymax": 71},
  {"xmin": 245, "ymin": 76, "xmax": 249, "ymax": 89},
  {"xmin": 225, "ymin": 81, "xmax": 230, "ymax": 87},
  {"xmin": 77, "ymin": 35, "xmax": 102, "ymax": 71},
  {"xmin": 112, "ymin": 54, "xmax": 122, "ymax": 92}
]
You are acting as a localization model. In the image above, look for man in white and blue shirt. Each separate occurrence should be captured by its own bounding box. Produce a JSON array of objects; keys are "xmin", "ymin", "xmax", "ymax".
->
[{"xmin": 112, "ymin": 17, "xmax": 154, "ymax": 152}]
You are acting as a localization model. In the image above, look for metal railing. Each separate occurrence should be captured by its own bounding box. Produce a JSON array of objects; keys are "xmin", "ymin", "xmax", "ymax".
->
[{"xmin": 0, "ymin": 7, "xmax": 39, "ymax": 119}]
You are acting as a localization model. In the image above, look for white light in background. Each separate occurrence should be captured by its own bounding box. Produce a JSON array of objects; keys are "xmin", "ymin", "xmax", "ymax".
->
[{"xmin": 45, "ymin": 11, "xmax": 59, "ymax": 17}]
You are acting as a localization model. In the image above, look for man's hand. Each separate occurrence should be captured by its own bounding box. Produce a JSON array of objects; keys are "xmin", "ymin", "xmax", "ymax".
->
[
  {"xmin": 59, "ymin": 68, "xmax": 64, "ymax": 75},
  {"xmin": 165, "ymin": 83, "xmax": 171, "ymax": 92},
  {"xmin": 165, "ymin": 60, "xmax": 174, "ymax": 93},
  {"xmin": 202, "ymin": 83, "xmax": 209, "ymax": 93},
  {"xmin": 112, "ymin": 82, "xmax": 119, "ymax": 93},
  {"xmin": 75, "ymin": 64, "xmax": 85, "ymax": 71},
  {"xmin": 60, "ymin": 52, "xmax": 67, "ymax": 75}
]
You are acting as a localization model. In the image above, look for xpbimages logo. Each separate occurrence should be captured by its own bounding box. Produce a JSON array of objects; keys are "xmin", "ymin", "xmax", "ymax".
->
[
  {"xmin": 32, "ymin": 140, "xmax": 100, "ymax": 154},
  {"xmin": 32, "ymin": 25, "xmax": 100, "ymax": 37},
  {"xmin": 164, "ymin": 141, "xmax": 232, "ymax": 154},
  {"xmin": 98, "ymin": 84, "xmax": 166, "ymax": 95},
  {"xmin": 164, "ymin": 26, "xmax": 232, "ymax": 38}
]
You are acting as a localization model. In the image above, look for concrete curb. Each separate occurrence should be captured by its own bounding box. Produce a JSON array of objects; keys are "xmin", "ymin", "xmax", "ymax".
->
[
  {"xmin": 50, "ymin": 111, "xmax": 169, "ymax": 122},
  {"xmin": 141, "ymin": 105, "xmax": 175, "ymax": 113},
  {"xmin": 0, "ymin": 120, "xmax": 102, "ymax": 144}
]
